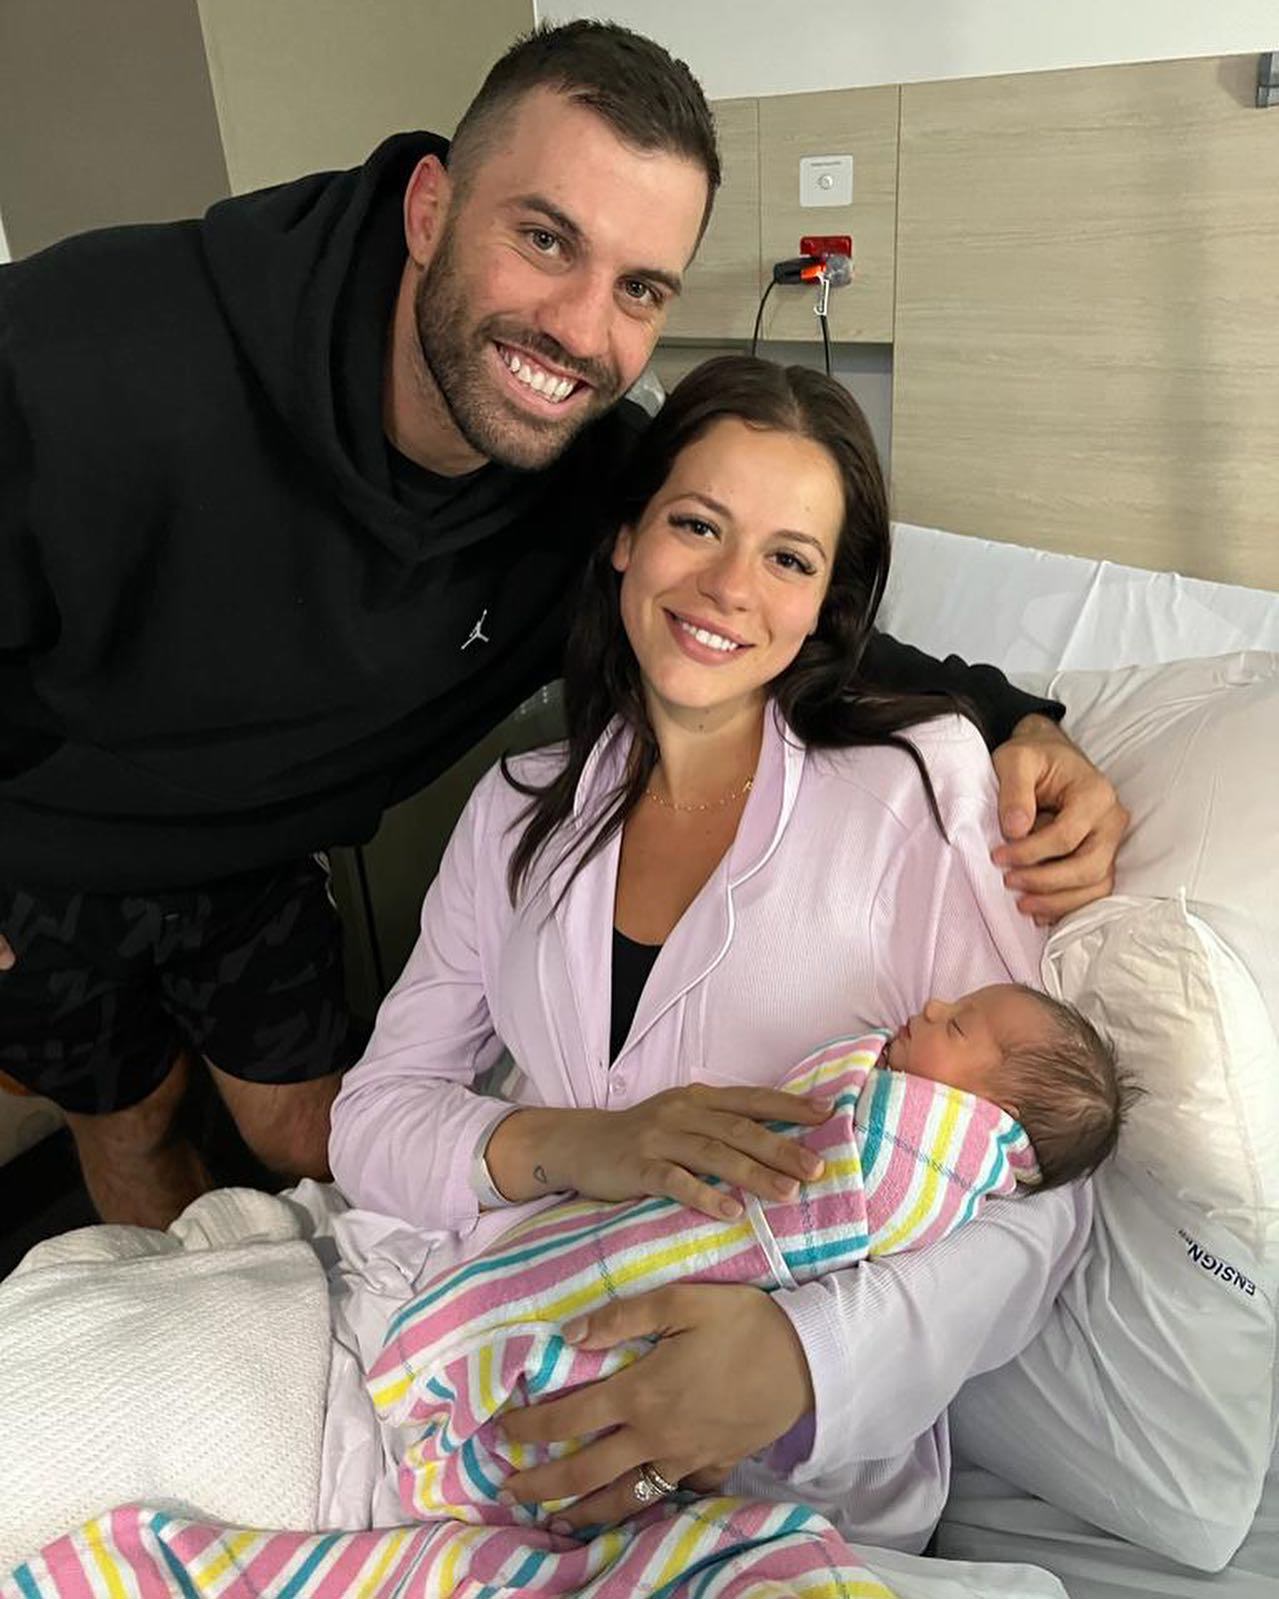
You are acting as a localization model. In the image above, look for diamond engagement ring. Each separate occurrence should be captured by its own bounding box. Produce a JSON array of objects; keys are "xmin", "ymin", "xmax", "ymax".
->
[{"xmin": 633, "ymin": 1463, "xmax": 679, "ymax": 1504}]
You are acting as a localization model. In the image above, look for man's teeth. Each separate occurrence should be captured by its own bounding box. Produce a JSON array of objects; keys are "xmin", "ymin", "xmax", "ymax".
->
[
  {"xmin": 677, "ymin": 617, "xmax": 742, "ymax": 653},
  {"xmin": 499, "ymin": 347, "xmax": 576, "ymax": 402}
]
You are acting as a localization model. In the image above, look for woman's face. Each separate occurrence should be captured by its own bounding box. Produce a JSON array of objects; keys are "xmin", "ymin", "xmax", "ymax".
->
[{"xmin": 612, "ymin": 417, "xmax": 844, "ymax": 727}]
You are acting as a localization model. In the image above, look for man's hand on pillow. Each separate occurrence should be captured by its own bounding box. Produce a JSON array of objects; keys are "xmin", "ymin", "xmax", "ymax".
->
[{"xmin": 991, "ymin": 714, "xmax": 1129, "ymax": 924}]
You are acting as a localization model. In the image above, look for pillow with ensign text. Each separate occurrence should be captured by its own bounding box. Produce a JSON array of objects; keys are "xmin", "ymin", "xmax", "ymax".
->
[{"xmin": 947, "ymin": 652, "xmax": 1279, "ymax": 1572}]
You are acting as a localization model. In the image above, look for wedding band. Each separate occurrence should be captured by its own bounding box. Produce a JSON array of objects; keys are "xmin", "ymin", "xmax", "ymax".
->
[
  {"xmin": 632, "ymin": 1469, "xmax": 662, "ymax": 1505},
  {"xmin": 633, "ymin": 1462, "xmax": 679, "ymax": 1504}
]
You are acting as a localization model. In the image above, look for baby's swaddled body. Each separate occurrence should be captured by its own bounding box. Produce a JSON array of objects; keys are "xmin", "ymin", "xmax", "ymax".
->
[{"xmin": 367, "ymin": 1031, "xmax": 1037, "ymax": 1522}]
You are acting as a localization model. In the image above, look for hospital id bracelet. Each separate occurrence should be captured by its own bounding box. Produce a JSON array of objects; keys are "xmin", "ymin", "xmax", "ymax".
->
[{"xmin": 470, "ymin": 1106, "xmax": 521, "ymax": 1209}]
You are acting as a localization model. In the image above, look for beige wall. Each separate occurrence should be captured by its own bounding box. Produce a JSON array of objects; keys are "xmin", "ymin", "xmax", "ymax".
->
[
  {"xmin": 196, "ymin": 0, "xmax": 535, "ymax": 194},
  {"xmin": 0, "ymin": 0, "xmax": 537, "ymax": 259},
  {"xmin": 0, "ymin": 0, "xmax": 229, "ymax": 259},
  {"xmin": 892, "ymin": 54, "xmax": 1279, "ymax": 589}
]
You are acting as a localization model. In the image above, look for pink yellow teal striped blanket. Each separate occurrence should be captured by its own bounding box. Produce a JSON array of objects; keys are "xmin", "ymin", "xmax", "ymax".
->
[
  {"xmin": 369, "ymin": 1032, "xmax": 1037, "ymax": 1522},
  {"xmin": 2, "ymin": 1499, "xmax": 901, "ymax": 1599},
  {"xmin": 0, "ymin": 1037, "xmax": 1031, "ymax": 1599}
]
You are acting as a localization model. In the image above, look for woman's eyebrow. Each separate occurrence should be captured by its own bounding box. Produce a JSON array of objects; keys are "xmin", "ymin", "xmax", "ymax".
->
[
  {"xmin": 777, "ymin": 530, "xmax": 829, "ymax": 561},
  {"xmin": 681, "ymin": 492, "xmax": 732, "ymax": 519},
  {"xmin": 507, "ymin": 193, "xmax": 684, "ymax": 297}
]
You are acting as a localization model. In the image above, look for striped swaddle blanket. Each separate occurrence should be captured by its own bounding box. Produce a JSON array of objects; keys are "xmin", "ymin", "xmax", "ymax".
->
[
  {"xmin": 3, "ymin": 1498, "xmax": 901, "ymax": 1599},
  {"xmin": 0, "ymin": 1035, "xmax": 1033, "ymax": 1599},
  {"xmin": 369, "ymin": 1031, "xmax": 1037, "ymax": 1522}
]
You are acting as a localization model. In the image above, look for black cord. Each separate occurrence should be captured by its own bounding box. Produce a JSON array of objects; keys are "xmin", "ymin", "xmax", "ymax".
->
[
  {"xmin": 749, "ymin": 279, "xmax": 775, "ymax": 356},
  {"xmin": 753, "ymin": 278, "xmax": 833, "ymax": 375}
]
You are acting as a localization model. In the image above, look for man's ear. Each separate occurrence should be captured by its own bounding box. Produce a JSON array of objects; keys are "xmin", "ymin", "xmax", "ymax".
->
[
  {"xmin": 403, "ymin": 155, "xmax": 453, "ymax": 268},
  {"xmin": 611, "ymin": 526, "xmax": 633, "ymax": 573}
]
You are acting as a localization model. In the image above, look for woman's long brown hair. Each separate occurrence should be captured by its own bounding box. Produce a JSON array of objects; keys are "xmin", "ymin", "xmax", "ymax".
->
[{"xmin": 503, "ymin": 355, "xmax": 969, "ymax": 905}]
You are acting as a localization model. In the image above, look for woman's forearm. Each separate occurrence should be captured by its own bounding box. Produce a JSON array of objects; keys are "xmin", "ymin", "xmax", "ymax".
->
[
  {"xmin": 330, "ymin": 1072, "xmax": 511, "ymax": 1232},
  {"xmin": 483, "ymin": 1105, "xmax": 605, "ymax": 1203}
]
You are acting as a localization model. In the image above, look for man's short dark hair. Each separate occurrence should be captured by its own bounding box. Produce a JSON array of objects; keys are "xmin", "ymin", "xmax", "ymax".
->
[{"xmin": 448, "ymin": 20, "xmax": 721, "ymax": 238}]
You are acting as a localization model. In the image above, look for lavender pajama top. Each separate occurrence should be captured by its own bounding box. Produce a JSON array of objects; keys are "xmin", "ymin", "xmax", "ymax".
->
[{"xmin": 331, "ymin": 706, "xmax": 1092, "ymax": 1552}]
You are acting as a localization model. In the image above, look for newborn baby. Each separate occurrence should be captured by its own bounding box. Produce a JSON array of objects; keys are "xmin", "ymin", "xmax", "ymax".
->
[
  {"xmin": 882, "ymin": 982, "xmax": 1125, "ymax": 1190},
  {"xmin": 367, "ymin": 981, "xmax": 1127, "ymax": 1525}
]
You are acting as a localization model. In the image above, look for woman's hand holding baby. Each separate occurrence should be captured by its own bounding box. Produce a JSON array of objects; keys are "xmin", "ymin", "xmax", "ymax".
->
[
  {"xmin": 499, "ymin": 1282, "xmax": 814, "ymax": 1531},
  {"xmin": 565, "ymin": 1084, "xmax": 832, "ymax": 1217},
  {"xmin": 485, "ymin": 1084, "xmax": 831, "ymax": 1218}
]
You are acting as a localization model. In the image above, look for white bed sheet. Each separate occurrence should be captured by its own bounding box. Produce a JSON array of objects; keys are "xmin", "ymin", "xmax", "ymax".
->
[
  {"xmin": 883, "ymin": 524, "xmax": 1279, "ymax": 1597},
  {"xmin": 938, "ymin": 1456, "xmax": 1279, "ymax": 1599},
  {"xmin": 881, "ymin": 523, "xmax": 1279, "ymax": 676}
]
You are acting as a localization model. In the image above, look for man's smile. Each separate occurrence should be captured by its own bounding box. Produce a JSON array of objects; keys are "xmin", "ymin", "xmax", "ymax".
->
[{"xmin": 494, "ymin": 339, "xmax": 589, "ymax": 407}]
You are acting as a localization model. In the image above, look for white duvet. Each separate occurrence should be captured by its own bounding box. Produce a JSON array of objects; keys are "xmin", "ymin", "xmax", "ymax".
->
[{"xmin": 0, "ymin": 1188, "xmax": 330, "ymax": 1570}]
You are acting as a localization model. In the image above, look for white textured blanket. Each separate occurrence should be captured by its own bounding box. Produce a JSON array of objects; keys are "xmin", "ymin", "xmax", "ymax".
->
[{"xmin": 0, "ymin": 1189, "xmax": 332, "ymax": 1571}]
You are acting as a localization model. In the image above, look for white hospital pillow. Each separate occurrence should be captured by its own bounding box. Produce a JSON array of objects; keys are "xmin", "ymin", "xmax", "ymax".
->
[
  {"xmin": 949, "ymin": 1158, "xmax": 1278, "ymax": 1573},
  {"xmin": 1046, "ymin": 650, "xmax": 1279, "ymax": 1261},
  {"xmin": 1043, "ymin": 894, "xmax": 1279, "ymax": 1264},
  {"xmin": 1048, "ymin": 650, "xmax": 1279, "ymax": 1035},
  {"xmin": 945, "ymin": 651, "xmax": 1279, "ymax": 1571}
]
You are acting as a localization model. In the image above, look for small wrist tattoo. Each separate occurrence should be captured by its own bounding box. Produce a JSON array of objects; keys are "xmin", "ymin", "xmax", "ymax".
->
[{"xmin": 533, "ymin": 1163, "xmax": 549, "ymax": 1187}]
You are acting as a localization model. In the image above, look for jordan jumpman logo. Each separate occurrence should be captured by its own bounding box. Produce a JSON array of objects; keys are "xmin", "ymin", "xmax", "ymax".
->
[{"xmin": 461, "ymin": 608, "xmax": 489, "ymax": 650}]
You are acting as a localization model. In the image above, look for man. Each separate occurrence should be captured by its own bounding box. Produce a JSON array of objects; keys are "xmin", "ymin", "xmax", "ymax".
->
[{"xmin": 0, "ymin": 22, "xmax": 1125, "ymax": 1228}]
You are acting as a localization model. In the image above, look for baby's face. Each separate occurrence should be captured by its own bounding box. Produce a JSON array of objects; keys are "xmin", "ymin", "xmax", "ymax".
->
[{"xmin": 884, "ymin": 984, "xmax": 1051, "ymax": 1112}]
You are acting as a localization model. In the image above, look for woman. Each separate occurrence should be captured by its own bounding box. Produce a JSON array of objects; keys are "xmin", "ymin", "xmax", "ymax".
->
[{"xmin": 329, "ymin": 356, "xmax": 1091, "ymax": 1552}]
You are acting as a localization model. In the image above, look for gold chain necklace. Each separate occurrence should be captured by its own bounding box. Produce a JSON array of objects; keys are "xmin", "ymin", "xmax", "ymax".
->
[{"xmin": 643, "ymin": 776, "xmax": 754, "ymax": 813}]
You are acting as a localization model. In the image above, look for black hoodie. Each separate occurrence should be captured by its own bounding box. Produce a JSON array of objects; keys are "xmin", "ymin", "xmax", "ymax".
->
[
  {"xmin": 0, "ymin": 134, "xmax": 652, "ymax": 891},
  {"xmin": 0, "ymin": 133, "xmax": 1053, "ymax": 894}
]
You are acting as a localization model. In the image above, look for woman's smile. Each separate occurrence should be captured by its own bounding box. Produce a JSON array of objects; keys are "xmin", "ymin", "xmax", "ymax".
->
[{"xmin": 664, "ymin": 608, "xmax": 754, "ymax": 664}]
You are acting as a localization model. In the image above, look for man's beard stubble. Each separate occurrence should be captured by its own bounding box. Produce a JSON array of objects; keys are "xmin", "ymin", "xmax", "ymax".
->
[{"xmin": 413, "ymin": 226, "xmax": 623, "ymax": 472}]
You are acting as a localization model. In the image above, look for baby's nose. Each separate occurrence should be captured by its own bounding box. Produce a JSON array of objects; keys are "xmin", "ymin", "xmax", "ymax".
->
[{"xmin": 921, "ymin": 997, "xmax": 949, "ymax": 1024}]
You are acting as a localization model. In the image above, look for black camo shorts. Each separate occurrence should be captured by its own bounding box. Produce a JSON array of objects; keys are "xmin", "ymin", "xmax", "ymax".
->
[{"xmin": 0, "ymin": 857, "xmax": 362, "ymax": 1115}]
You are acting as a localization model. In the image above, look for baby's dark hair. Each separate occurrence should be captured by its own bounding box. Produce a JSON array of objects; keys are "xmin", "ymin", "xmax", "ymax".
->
[{"xmin": 991, "ymin": 988, "xmax": 1139, "ymax": 1191}]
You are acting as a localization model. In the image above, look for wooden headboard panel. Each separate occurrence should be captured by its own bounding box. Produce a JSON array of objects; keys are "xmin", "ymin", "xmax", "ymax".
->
[{"xmin": 890, "ymin": 54, "xmax": 1279, "ymax": 591}]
